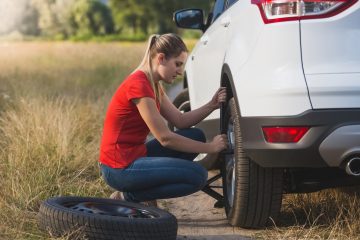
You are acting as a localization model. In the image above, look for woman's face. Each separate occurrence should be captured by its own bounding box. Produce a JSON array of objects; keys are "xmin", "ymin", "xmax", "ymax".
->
[{"xmin": 157, "ymin": 51, "xmax": 188, "ymax": 84}]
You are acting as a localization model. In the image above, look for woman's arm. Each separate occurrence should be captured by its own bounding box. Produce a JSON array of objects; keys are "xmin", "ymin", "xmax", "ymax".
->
[
  {"xmin": 134, "ymin": 97, "xmax": 227, "ymax": 153},
  {"xmin": 160, "ymin": 87, "xmax": 226, "ymax": 129}
]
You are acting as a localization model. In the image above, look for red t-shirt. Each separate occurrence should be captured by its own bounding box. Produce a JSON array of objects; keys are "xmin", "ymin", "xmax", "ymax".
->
[{"xmin": 99, "ymin": 70, "xmax": 160, "ymax": 168}]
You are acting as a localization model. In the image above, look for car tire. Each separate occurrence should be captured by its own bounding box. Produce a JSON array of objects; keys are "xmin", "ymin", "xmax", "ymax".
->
[
  {"xmin": 221, "ymin": 98, "xmax": 283, "ymax": 228},
  {"xmin": 38, "ymin": 196, "xmax": 177, "ymax": 240},
  {"xmin": 168, "ymin": 88, "xmax": 190, "ymax": 131}
]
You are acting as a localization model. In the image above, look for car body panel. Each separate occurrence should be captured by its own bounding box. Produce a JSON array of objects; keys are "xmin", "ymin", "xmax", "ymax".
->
[
  {"xmin": 227, "ymin": 20, "xmax": 312, "ymax": 117},
  {"xmin": 186, "ymin": 8, "xmax": 231, "ymax": 120},
  {"xmin": 300, "ymin": 0, "xmax": 360, "ymax": 108},
  {"xmin": 186, "ymin": 1, "xmax": 312, "ymax": 118}
]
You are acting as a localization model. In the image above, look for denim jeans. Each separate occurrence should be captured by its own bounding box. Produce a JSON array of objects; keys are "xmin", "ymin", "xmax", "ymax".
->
[{"xmin": 100, "ymin": 128, "xmax": 208, "ymax": 202}]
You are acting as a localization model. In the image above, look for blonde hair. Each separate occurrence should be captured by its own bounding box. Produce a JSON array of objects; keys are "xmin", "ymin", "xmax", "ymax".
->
[{"xmin": 137, "ymin": 33, "xmax": 188, "ymax": 104}]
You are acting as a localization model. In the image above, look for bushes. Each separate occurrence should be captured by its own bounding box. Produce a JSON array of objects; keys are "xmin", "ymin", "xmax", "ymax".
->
[{"xmin": 69, "ymin": 0, "xmax": 114, "ymax": 37}]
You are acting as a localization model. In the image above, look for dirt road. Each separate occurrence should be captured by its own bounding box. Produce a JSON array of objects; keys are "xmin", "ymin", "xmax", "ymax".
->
[{"xmin": 159, "ymin": 170, "xmax": 258, "ymax": 240}]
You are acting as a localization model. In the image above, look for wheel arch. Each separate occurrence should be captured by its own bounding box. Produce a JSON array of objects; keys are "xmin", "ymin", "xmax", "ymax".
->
[
  {"xmin": 183, "ymin": 72, "xmax": 188, "ymax": 89},
  {"xmin": 221, "ymin": 64, "xmax": 241, "ymax": 132}
]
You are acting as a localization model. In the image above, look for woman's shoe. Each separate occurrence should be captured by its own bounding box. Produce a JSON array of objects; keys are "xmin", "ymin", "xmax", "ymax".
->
[
  {"xmin": 110, "ymin": 192, "xmax": 157, "ymax": 207},
  {"xmin": 109, "ymin": 191, "xmax": 124, "ymax": 200}
]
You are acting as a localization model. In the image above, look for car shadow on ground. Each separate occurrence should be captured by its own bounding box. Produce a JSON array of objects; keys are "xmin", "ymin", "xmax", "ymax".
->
[
  {"xmin": 177, "ymin": 235, "xmax": 252, "ymax": 240},
  {"xmin": 177, "ymin": 218, "xmax": 230, "ymax": 228}
]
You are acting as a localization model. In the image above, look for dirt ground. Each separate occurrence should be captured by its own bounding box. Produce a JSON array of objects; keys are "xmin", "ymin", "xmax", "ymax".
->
[{"xmin": 158, "ymin": 170, "xmax": 258, "ymax": 240}]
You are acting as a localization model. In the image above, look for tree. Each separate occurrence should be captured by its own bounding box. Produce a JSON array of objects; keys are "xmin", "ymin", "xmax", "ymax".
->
[
  {"xmin": 53, "ymin": 0, "xmax": 75, "ymax": 38},
  {"xmin": 109, "ymin": 0, "xmax": 212, "ymax": 35},
  {"xmin": 109, "ymin": 0, "xmax": 152, "ymax": 35},
  {"xmin": 31, "ymin": 0, "xmax": 61, "ymax": 36},
  {"xmin": 150, "ymin": 0, "xmax": 212, "ymax": 33},
  {"xmin": 3, "ymin": 0, "xmax": 212, "ymax": 38},
  {"xmin": 19, "ymin": 1, "xmax": 40, "ymax": 36},
  {"xmin": 69, "ymin": 0, "xmax": 114, "ymax": 36}
]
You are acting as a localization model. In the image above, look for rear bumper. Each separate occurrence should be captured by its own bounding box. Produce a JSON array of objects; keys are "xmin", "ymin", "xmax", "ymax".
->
[{"xmin": 240, "ymin": 109, "xmax": 360, "ymax": 168}]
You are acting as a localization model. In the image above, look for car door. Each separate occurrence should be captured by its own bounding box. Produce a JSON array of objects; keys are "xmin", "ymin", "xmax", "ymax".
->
[{"xmin": 187, "ymin": 0, "xmax": 232, "ymax": 119}]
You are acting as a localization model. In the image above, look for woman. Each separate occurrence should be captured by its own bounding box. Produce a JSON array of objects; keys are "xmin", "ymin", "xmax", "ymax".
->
[{"xmin": 99, "ymin": 33, "xmax": 228, "ymax": 206}]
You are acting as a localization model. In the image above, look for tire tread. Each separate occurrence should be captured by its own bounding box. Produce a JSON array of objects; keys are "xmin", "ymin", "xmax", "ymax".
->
[
  {"xmin": 222, "ymin": 98, "xmax": 283, "ymax": 228},
  {"xmin": 38, "ymin": 196, "xmax": 177, "ymax": 240}
]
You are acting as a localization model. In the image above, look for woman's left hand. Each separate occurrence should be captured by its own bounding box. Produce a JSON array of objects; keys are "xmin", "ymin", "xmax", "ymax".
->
[{"xmin": 209, "ymin": 87, "xmax": 227, "ymax": 110}]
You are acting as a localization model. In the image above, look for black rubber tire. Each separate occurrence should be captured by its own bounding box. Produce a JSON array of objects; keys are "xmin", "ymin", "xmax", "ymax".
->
[
  {"xmin": 172, "ymin": 88, "xmax": 189, "ymax": 110},
  {"xmin": 38, "ymin": 196, "xmax": 177, "ymax": 240},
  {"xmin": 168, "ymin": 88, "xmax": 190, "ymax": 131},
  {"xmin": 221, "ymin": 98, "xmax": 283, "ymax": 228}
]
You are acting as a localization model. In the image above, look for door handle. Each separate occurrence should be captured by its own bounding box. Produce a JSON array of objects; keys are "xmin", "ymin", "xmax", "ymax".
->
[
  {"xmin": 221, "ymin": 17, "xmax": 231, "ymax": 27},
  {"xmin": 200, "ymin": 35, "xmax": 209, "ymax": 45}
]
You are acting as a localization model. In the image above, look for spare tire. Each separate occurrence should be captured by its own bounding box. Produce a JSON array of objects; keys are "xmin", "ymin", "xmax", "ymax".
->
[{"xmin": 38, "ymin": 196, "xmax": 177, "ymax": 240}]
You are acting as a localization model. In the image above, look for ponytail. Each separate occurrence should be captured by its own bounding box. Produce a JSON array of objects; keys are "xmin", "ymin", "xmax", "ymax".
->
[
  {"xmin": 136, "ymin": 35, "xmax": 161, "ymax": 104},
  {"xmin": 137, "ymin": 33, "xmax": 188, "ymax": 105},
  {"xmin": 138, "ymin": 34, "xmax": 158, "ymax": 70}
]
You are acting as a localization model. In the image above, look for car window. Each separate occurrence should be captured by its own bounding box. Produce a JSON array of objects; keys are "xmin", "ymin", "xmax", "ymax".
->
[
  {"xmin": 211, "ymin": 0, "xmax": 226, "ymax": 23},
  {"xmin": 226, "ymin": 0, "xmax": 238, "ymax": 8}
]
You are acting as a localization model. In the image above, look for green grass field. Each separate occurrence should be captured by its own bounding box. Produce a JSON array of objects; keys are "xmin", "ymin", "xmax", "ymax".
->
[{"xmin": 1, "ymin": 42, "xmax": 360, "ymax": 240}]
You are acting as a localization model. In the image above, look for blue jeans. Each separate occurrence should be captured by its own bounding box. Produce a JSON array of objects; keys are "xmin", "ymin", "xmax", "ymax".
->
[{"xmin": 100, "ymin": 128, "xmax": 208, "ymax": 202}]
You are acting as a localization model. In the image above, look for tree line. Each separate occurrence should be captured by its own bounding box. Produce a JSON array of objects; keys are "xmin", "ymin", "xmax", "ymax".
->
[{"xmin": 8, "ymin": 0, "xmax": 211, "ymax": 40}]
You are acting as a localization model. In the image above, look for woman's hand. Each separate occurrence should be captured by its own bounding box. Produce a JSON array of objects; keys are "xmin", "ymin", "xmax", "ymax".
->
[
  {"xmin": 209, "ymin": 134, "xmax": 228, "ymax": 153},
  {"xmin": 208, "ymin": 87, "xmax": 227, "ymax": 110}
]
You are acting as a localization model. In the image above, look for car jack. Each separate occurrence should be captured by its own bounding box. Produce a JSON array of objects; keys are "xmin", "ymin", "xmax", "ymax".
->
[{"xmin": 201, "ymin": 172, "xmax": 224, "ymax": 208}]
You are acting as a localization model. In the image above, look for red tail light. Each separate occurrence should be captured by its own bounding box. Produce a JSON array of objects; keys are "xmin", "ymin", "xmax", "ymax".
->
[
  {"xmin": 262, "ymin": 126, "xmax": 310, "ymax": 143},
  {"xmin": 251, "ymin": 0, "xmax": 358, "ymax": 23}
]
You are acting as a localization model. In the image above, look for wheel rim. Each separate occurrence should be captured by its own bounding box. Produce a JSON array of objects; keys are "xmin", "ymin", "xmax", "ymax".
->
[
  {"xmin": 172, "ymin": 100, "xmax": 191, "ymax": 131},
  {"xmin": 194, "ymin": 153, "xmax": 207, "ymax": 162},
  {"xmin": 178, "ymin": 100, "xmax": 190, "ymax": 113},
  {"xmin": 226, "ymin": 117, "xmax": 236, "ymax": 207},
  {"xmin": 65, "ymin": 202, "xmax": 159, "ymax": 219}
]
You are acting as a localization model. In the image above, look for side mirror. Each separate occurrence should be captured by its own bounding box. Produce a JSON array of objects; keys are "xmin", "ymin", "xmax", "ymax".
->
[{"xmin": 173, "ymin": 9, "xmax": 205, "ymax": 32}]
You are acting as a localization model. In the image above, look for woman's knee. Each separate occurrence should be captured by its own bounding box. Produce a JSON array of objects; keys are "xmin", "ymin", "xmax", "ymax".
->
[{"xmin": 192, "ymin": 164, "xmax": 208, "ymax": 190}]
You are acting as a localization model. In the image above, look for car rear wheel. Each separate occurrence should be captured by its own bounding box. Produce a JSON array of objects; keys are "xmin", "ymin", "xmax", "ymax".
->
[{"xmin": 221, "ymin": 98, "xmax": 283, "ymax": 228}]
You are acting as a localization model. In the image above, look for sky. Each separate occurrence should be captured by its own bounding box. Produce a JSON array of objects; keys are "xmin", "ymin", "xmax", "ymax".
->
[
  {"xmin": 0, "ymin": 0, "xmax": 27, "ymax": 35},
  {"xmin": 0, "ymin": 0, "xmax": 109, "ymax": 36}
]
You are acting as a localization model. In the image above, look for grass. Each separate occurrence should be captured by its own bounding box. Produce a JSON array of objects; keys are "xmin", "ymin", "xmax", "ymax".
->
[
  {"xmin": 0, "ymin": 42, "xmax": 146, "ymax": 99},
  {"xmin": 256, "ymin": 189, "xmax": 360, "ymax": 239},
  {"xmin": 1, "ymin": 41, "xmax": 360, "ymax": 239},
  {"xmin": 0, "ymin": 41, "xmax": 146, "ymax": 239}
]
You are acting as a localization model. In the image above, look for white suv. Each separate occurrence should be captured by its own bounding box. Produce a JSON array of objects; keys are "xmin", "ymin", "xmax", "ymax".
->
[{"xmin": 174, "ymin": 0, "xmax": 360, "ymax": 228}]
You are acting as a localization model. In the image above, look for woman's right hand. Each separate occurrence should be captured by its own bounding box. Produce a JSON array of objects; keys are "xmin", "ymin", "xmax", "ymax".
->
[{"xmin": 209, "ymin": 134, "xmax": 228, "ymax": 153}]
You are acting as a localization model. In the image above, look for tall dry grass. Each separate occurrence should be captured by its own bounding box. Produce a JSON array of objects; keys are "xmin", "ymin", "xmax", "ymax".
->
[
  {"xmin": 255, "ymin": 189, "xmax": 360, "ymax": 239},
  {"xmin": 0, "ymin": 42, "xmax": 145, "ymax": 100},
  {"xmin": 0, "ymin": 42, "xmax": 146, "ymax": 239},
  {"xmin": 0, "ymin": 98, "xmax": 105, "ymax": 239}
]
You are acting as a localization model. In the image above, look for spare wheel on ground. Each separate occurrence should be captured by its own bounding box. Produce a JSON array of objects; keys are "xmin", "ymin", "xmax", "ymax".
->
[{"xmin": 38, "ymin": 196, "xmax": 178, "ymax": 240}]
